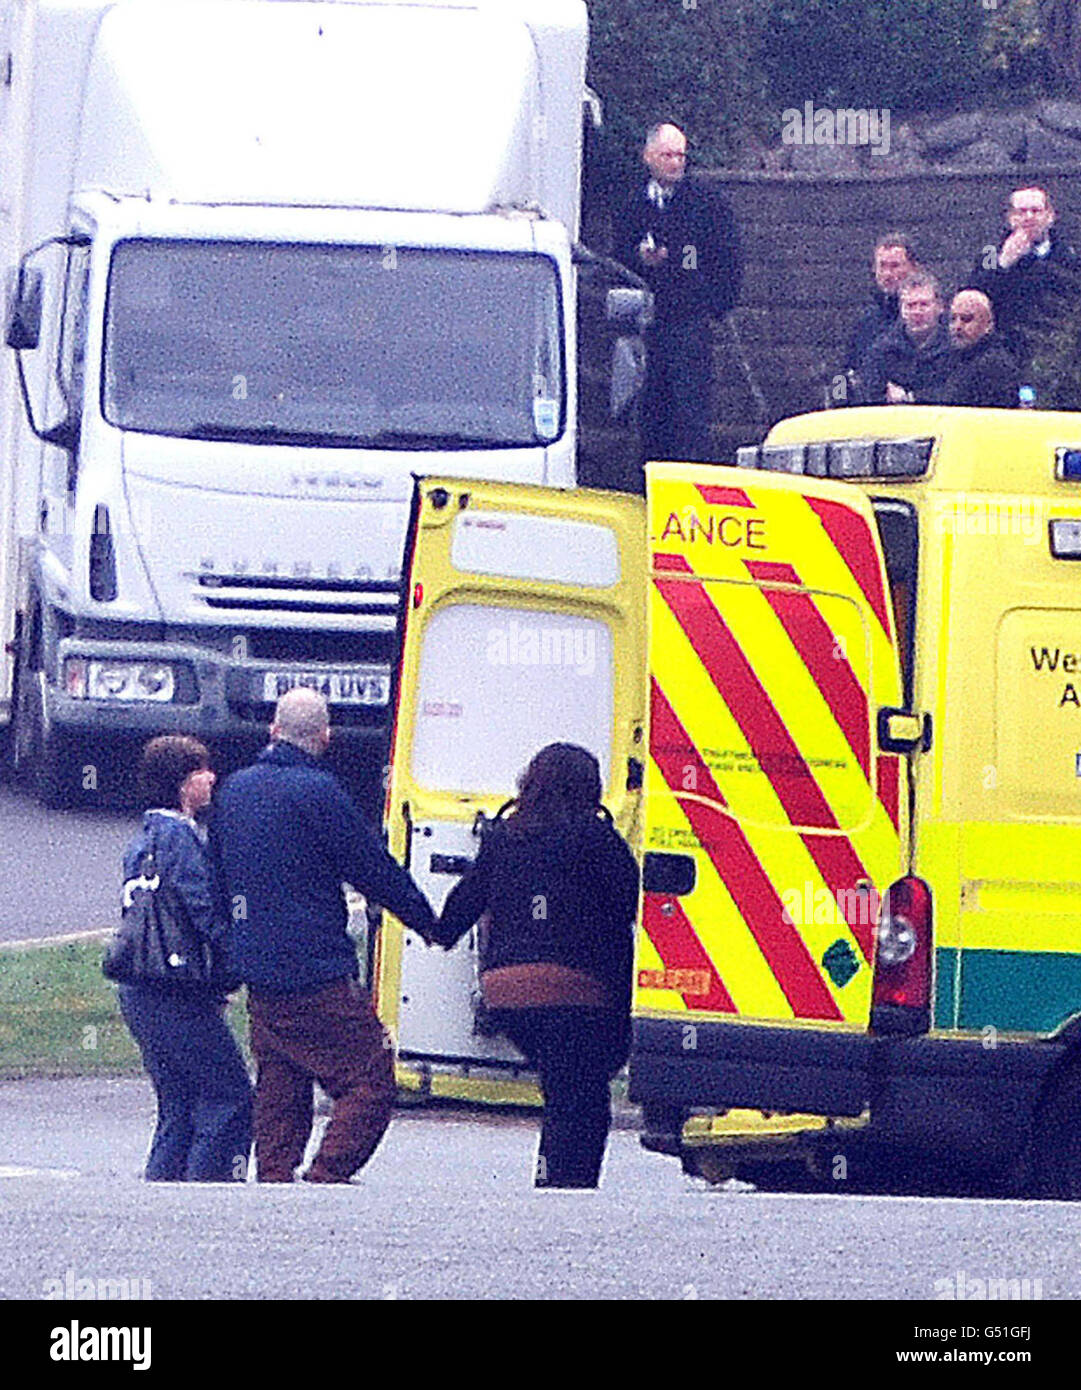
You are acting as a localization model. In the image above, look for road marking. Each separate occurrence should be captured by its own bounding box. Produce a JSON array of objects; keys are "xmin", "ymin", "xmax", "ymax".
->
[
  {"xmin": 0, "ymin": 1165, "xmax": 79, "ymax": 1179},
  {"xmin": 692, "ymin": 1187, "xmax": 1062, "ymax": 1207}
]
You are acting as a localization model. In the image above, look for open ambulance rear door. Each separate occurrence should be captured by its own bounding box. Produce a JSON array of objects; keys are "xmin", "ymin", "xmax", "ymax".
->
[
  {"xmin": 379, "ymin": 478, "xmax": 647, "ymax": 1104},
  {"xmin": 630, "ymin": 462, "xmax": 909, "ymax": 1124}
]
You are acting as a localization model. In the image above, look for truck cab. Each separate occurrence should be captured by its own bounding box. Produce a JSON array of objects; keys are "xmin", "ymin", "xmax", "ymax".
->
[{"xmin": 0, "ymin": 0, "xmax": 646, "ymax": 802}]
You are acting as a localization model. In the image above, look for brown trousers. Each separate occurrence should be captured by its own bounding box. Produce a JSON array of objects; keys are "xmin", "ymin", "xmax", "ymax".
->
[{"xmin": 247, "ymin": 977, "xmax": 395, "ymax": 1183}]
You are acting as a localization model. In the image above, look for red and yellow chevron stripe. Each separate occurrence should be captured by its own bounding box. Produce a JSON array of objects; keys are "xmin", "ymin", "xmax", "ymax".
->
[{"xmin": 637, "ymin": 466, "xmax": 907, "ymax": 1030}]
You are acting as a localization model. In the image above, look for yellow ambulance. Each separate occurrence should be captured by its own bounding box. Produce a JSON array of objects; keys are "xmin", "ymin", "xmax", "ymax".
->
[{"xmin": 629, "ymin": 406, "xmax": 1081, "ymax": 1196}]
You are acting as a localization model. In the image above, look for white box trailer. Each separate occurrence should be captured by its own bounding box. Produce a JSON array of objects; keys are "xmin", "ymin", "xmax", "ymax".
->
[{"xmin": 0, "ymin": 0, "xmax": 646, "ymax": 803}]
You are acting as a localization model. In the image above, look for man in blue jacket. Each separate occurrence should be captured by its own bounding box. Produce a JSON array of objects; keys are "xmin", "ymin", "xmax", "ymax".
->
[{"xmin": 209, "ymin": 688, "xmax": 436, "ymax": 1183}]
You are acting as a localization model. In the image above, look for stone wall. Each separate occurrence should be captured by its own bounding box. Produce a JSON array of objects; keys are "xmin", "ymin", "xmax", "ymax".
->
[
  {"xmin": 754, "ymin": 99, "xmax": 1081, "ymax": 175},
  {"xmin": 699, "ymin": 162, "xmax": 1081, "ymax": 458}
]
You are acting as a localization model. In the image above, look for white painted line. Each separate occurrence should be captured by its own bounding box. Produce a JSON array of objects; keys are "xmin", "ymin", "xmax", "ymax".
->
[
  {"xmin": 689, "ymin": 1187, "xmax": 1062, "ymax": 1207},
  {"xmin": 0, "ymin": 928, "xmax": 112, "ymax": 951},
  {"xmin": 0, "ymin": 1165, "xmax": 79, "ymax": 1179}
]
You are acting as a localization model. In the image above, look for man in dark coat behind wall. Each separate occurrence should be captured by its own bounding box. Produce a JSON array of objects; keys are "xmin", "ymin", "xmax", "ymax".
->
[
  {"xmin": 965, "ymin": 185, "xmax": 1079, "ymax": 374},
  {"xmin": 927, "ymin": 290, "xmax": 1020, "ymax": 409},
  {"xmin": 859, "ymin": 272, "xmax": 951, "ymax": 404},
  {"xmin": 614, "ymin": 121, "xmax": 741, "ymax": 463},
  {"xmin": 844, "ymin": 232, "xmax": 919, "ymax": 387}
]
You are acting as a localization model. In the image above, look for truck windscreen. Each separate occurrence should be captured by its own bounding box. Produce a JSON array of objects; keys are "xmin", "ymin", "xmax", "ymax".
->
[{"xmin": 102, "ymin": 239, "xmax": 564, "ymax": 449}]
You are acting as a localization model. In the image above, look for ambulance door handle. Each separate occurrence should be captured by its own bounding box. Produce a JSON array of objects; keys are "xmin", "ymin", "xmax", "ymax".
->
[
  {"xmin": 877, "ymin": 707, "xmax": 932, "ymax": 755},
  {"xmin": 627, "ymin": 757, "xmax": 643, "ymax": 791},
  {"xmin": 430, "ymin": 853, "xmax": 472, "ymax": 875}
]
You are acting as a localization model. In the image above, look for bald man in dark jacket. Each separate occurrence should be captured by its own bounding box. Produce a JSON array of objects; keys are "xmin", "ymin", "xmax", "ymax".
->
[
  {"xmin": 210, "ymin": 687, "xmax": 435, "ymax": 1184},
  {"xmin": 614, "ymin": 122, "xmax": 741, "ymax": 464}
]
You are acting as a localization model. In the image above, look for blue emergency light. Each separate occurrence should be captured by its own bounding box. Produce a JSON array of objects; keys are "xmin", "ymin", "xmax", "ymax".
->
[{"xmin": 1055, "ymin": 448, "xmax": 1081, "ymax": 481}]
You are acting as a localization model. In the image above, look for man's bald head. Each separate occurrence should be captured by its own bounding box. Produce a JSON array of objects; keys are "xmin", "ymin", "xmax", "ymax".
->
[
  {"xmin": 271, "ymin": 687, "xmax": 331, "ymax": 756},
  {"xmin": 949, "ymin": 290, "xmax": 994, "ymax": 348},
  {"xmin": 644, "ymin": 122, "xmax": 687, "ymax": 189}
]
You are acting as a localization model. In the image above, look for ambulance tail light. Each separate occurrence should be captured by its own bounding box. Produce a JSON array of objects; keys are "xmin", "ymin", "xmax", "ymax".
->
[{"xmin": 871, "ymin": 876, "xmax": 932, "ymax": 1036}]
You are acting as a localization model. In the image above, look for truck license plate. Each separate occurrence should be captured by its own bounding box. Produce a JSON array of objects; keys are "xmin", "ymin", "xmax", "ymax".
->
[{"xmin": 261, "ymin": 669, "xmax": 390, "ymax": 706}]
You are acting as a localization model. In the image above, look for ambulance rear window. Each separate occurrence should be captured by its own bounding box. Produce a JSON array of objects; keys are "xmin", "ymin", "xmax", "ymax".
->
[
  {"xmin": 410, "ymin": 603, "xmax": 614, "ymax": 795},
  {"xmin": 872, "ymin": 499, "xmax": 917, "ymax": 705}
]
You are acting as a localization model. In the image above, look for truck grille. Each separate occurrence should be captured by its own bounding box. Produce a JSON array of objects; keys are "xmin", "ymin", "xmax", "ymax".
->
[{"xmin": 193, "ymin": 573, "xmax": 400, "ymax": 619}]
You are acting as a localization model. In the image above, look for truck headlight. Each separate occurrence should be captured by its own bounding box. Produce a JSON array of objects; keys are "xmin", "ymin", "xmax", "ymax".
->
[
  {"xmin": 136, "ymin": 664, "xmax": 174, "ymax": 698},
  {"xmin": 68, "ymin": 659, "xmax": 177, "ymax": 702}
]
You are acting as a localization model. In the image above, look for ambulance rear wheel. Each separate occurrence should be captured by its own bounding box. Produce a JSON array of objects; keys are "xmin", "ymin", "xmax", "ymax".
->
[
  {"xmin": 735, "ymin": 1159, "xmax": 820, "ymax": 1193},
  {"xmin": 680, "ymin": 1147, "xmax": 736, "ymax": 1184},
  {"xmin": 1032, "ymin": 1061, "xmax": 1081, "ymax": 1199}
]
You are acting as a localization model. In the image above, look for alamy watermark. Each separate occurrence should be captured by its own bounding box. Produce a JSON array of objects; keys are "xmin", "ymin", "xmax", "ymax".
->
[
  {"xmin": 931, "ymin": 498, "xmax": 1043, "ymax": 543},
  {"xmin": 934, "ymin": 1269, "xmax": 1042, "ymax": 1301},
  {"xmin": 782, "ymin": 882, "xmax": 880, "ymax": 927},
  {"xmin": 485, "ymin": 618, "xmax": 596, "ymax": 678},
  {"xmin": 781, "ymin": 101, "xmax": 891, "ymax": 157},
  {"xmin": 43, "ymin": 1267, "xmax": 152, "ymax": 1301}
]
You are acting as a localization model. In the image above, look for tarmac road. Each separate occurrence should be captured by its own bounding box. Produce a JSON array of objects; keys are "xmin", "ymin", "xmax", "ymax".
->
[
  {"xmin": 0, "ymin": 1077, "xmax": 1076, "ymax": 1302},
  {"xmin": 0, "ymin": 780, "xmax": 133, "ymax": 942},
  {"xmin": 0, "ymin": 739, "xmax": 382, "ymax": 943}
]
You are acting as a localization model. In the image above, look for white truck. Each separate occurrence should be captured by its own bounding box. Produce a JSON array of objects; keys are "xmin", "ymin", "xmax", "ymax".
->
[{"xmin": 0, "ymin": 0, "xmax": 646, "ymax": 803}]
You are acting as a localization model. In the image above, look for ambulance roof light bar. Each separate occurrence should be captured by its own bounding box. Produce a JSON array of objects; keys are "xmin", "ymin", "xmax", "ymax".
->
[{"xmin": 736, "ymin": 437, "xmax": 934, "ymax": 479}]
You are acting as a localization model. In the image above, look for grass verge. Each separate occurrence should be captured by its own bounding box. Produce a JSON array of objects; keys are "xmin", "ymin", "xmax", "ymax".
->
[{"xmin": 0, "ymin": 938, "xmax": 248, "ymax": 1079}]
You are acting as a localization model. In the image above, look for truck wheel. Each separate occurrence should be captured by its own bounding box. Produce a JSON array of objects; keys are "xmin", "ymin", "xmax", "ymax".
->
[
  {"xmin": 1032, "ymin": 1061, "xmax": 1081, "ymax": 1199},
  {"xmin": 20, "ymin": 670, "xmax": 82, "ymax": 810},
  {"xmin": 32, "ymin": 723, "xmax": 83, "ymax": 811},
  {"xmin": 1, "ymin": 611, "xmax": 25, "ymax": 779}
]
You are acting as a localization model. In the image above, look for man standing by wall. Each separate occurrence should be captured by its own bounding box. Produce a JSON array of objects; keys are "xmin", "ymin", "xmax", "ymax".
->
[
  {"xmin": 843, "ymin": 232, "xmax": 919, "ymax": 392},
  {"xmin": 860, "ymin": 272, "xmax": 951, "ymax": 404},
  {"xmin": 967, "ymin": 186, "xmax": 1079, "ymax": 375},
  {"xmin": 614, "ymin": 121, "xmax": 741, "ymax": 463},
  {"xmin": 210, "ymin": 687, "xmax": 436, "ymax": 1184},
  {"xmin": 928, "ymin": 290, "xmax": 1020, "ymax": 409}
]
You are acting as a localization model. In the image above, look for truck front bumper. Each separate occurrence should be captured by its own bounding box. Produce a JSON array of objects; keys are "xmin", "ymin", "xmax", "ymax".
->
[{"xmin": 47, "ymin": 634, "xmax": 392, "ymax": 748}]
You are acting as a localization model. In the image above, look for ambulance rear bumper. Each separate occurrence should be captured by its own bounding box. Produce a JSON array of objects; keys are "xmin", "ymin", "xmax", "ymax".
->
[
  {"xmin": 629, "ymin": 1017, "xmax": 871, "ymax": 1118},
  {"xmin": 630, "ymin": 1017, "xmax": 1066, "ymax": 1159}
]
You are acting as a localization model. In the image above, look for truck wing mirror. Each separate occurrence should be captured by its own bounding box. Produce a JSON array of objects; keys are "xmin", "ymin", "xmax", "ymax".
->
[
  {"xmin": 878, "ymin": 707, "xmax": 932, "ymax": 755},
  {"xmin": 6, "ymin": 267, "xmax": 43, "ymax": 351},
  {"xmin": 611, "ymin": 335, "xmax": 646, "ymax": 418},
  {"xmin": 606, "ymin": 286, "xmax": 653, "ymax": 331}
]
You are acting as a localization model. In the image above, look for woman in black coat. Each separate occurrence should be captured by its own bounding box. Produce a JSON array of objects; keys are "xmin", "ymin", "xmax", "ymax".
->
[{"xmin": 435, "ymin": 743, "xmax": 640, "ymax": 1188}]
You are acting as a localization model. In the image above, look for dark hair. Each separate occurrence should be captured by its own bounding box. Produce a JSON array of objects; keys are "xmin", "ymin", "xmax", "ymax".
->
[
  {"xmin": 898, "ymin": 270, "xmax": 943, "ymax": 302},
  {"xmin": 137, "ymin": 735, "xmax": 211, "ymax": 811},
  {"xmin": 1009, "ymin": 185, "xmax": 1052, "ymax": 213},
  {"xmin": 874, "ymin": 231, "xmax": 917, "ymax": 261},
  {"xmin": 506, "ymin": 743, "xmax": 603, "ymax": 835}
]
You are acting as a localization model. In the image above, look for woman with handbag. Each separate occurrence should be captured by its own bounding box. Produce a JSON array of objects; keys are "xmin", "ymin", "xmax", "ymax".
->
[
  {"xmin": 113, "ymin": 736, "xmax": 252, "ymax": 1182},
  {"xmin": 434, "ymin": 743, "xmax": 640, "ymax": 1189}
]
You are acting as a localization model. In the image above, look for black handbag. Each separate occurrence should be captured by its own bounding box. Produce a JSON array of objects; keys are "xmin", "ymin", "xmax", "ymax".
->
[{"xmin": 103, "ymin": 846, "xmax": 213, "ymax": 988}]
